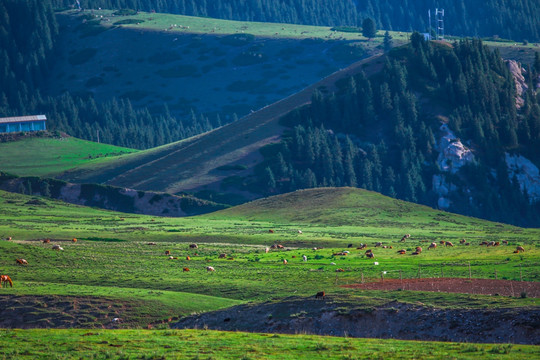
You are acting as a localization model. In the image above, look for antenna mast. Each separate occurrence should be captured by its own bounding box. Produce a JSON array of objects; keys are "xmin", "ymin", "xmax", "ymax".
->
[
  {"xmin": 435, "ymin": 8, "xmax": 444, "ymax": 40},
  {"xmin": 428, "ymin": 9, "xmax": 432, "ymax": 40}
]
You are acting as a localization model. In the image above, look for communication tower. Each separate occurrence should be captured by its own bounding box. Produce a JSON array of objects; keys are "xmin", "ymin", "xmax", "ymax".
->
[{"xmin": 435, "ymin": 8, "xmax": 444, "ymax": 40}]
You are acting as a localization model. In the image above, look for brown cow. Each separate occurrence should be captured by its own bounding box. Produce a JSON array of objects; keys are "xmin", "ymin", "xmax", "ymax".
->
[
  {"xmin": 277, "ymin": 244, "xmax": 284, "ymax": 249},
  {"xmin": 428, "ymin": 242, "xmax": 437, "ymax": 250},
  {"xmin": 416, "ymin": 246, "xmax": 422, "ymax": 253},
  {"xmin": 397, "ymin": 249, "xmax": 406, "ymax": 254},
  {"xmin": 315, "ymin": 291, "xmax": 325, "ymax": 300},
  {"xmin": 502, "ymin": 240, "xmax": 509, "ymax": 245},
  {"xmin": 206, "ymin": 266, "xmax": 215, "ymax": 272},
  {"xmin": 42, "ymin": 239, "xmax": 50, "ymax": 244},
  {"xmin": 357, "ymin": 244, "xmax": 367, "ymax": 250},
  {"xmin": 0, "ymin": 275, "xmax": 13, "ymax": 288},
  {"xmin": 459, "ymin": 239, "xmax": 466, "ymax": 244},
  {"xmin": 494, "ymin": 241, "xmax": 500, "ymax": 246},
  {"xmin": 440, "ymin": 240, "xmax": 446, "ymax": 245},
  {"xmin": 335, "ymin": 268, "xmax": 345, "ymax": 272},
  {"xmin": 283, "ymin": 259, "xmax": 288, "ymax": 265},
  {"xmin": 366, "ymin": 252, "xmax": 375, "ymax": 259},
  {"xmin": 165, "ymin": 250, "xmax": 171, "ymax": 255},
  {"xmin": 6, "ymin": 237, "xmax": 12, "ymax": 241},
  {"xmin": 480, "ymin": 241, "xmax": 488, "ymax": 246},
  {"xmin": 16, "ymin": 259, "xmax": 28, "ymax": 265},
  {"xmin": 183, "ymin": 267, "xmax": 190, "ymax": 272},
  {"xmin": 269, "ymin": 229, "xmax": 275, "ymax": 233},
  {"xmin": 72, "ymin": 238, "xmax": 77, "ymax": 243},
  {"xmin": 445, "ymin": 241, "xmax": 454, "ymax": 247},
  {"xmin": 218, "ymin": 253, "xmax": 227, "ymax": 259},
  {"xmin": 189, "ymin": 243, "xmax": 198, "ymax": 249},
  {"xmin": 375, "ymin": 242, "xmax": 383, "ymax": 247},
  {"xmin": 516, "ymin": 246, "xmax": 525, "ymax": 253}
]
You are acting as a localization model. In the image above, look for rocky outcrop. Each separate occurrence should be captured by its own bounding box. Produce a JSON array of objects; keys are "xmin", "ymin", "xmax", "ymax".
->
[
  {"xmin": 506, "ymin": 153, "xmax": 540, "ymax": 202},
  {"xmin": 0, "ymin": 172, "xmax": 226, "ymax": 216},
  {"xmin": 433, "ymin": 123, "xmax": 474, "ymax": 209},
  {"xmin": 506, "ymin": 60, "xmax": 528, "ymax": 109}
]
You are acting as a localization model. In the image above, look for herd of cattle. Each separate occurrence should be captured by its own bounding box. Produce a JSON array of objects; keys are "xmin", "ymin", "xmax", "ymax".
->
[{"xmin": 0, "ymin": 233, "xmax": 528, "ymax": 288}]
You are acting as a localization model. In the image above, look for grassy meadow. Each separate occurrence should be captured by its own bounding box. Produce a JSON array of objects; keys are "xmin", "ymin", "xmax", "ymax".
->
[
  {"xmin": 0, "ymin": 136, "xmax": 137, "ymax": 177},
  {"xmin": 1, "ymin": 187, "xmax": 538, "ymax": 314},
  {"xmin": 1, "ymin": 328, "xmax": 538, "ymax": 360}
]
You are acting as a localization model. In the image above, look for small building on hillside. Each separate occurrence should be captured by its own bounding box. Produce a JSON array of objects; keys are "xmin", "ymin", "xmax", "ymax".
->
[{"xmin": 0, "ymin": 115, "xmax": 47, "ymax": 133}]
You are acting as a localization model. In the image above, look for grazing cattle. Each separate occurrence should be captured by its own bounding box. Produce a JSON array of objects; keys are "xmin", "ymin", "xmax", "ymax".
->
[
  {"xmin": 445, "ymin": 241, "xmax": 454, "ymax": 247},
  {"xmin": 460, "ymin": 239, "xmax": 466, "ymax": 244},
  {"xmin": 183, "ymin": 267, "xmax": 190, "ymax": 272},
  {"xmin": 440, "ymin": 240, "xmax": 446, "ymax": 245},
  {"xmin": 186, "ymin": 256, "xmax": 191, "ymax": 261},
  {"xmin": 72, "ymin": 238, "xmax": 77, "ymax": 243},
  {"xmin": 147, "ymin": 242, "xmax": 157, "ymax": 245},
  {"xmin": 428, "ymin": 242, "xmax": 437, "ymax": 250},
  {"xmin": 0, "ymin": 275, "xmax": 13, "ymax": 288},
  {"xmin": 270, "ymin": 244, "xmax": 278, "ymax": 249},
  {"xmin": 189, "ymin": 244, "xmax": 198, "ymax": 249},
  {"xmin": 465, "ymin": 242, "xmax": 470, "ymax": 246},
  {"xmin": 298, "ymin": 230, "xmax": 302, "ymax": 234},
  {"xmin": 375, "ymin": 242, "xmax": 382, "ymax": 247},
  {"xmin": 494, "ymin": 241, "xmax": 500, "ymax": 246},
  {"xmin": 357, "ymin": 244, "xmax": 367, "ymax": 250},
  {"xmin": 42, "ymin": 239, "xmax": 50, "ymax": 243},
  {"xmin": 315, "ymin": 291, "xmax": 325, "ymax": 300},
  {"xmin": 6, "ymin": 237, "xmax": 12, "ymax": 241},
  {"xmin": 397, "ymin": 249, "xmax": 406, "ymax": 254},
  {"xmin": 416, "ymin": 246, "xmax": 422, "ymax": 253},
  {"xmin": 52, "ymin": 245, "xmax": 64, "ymax": 251},
  {"xmin": 168, "ymin": 256, "xmax": 174, "ymax": 259},
  {"xmin": 366, "ymin": 252, "xmax": 375, "ymax": 259},
  {"xmin": 227, "ymin": 257, "xmax": 234, "ymax": 260},
  {"xmin": 277, "ymin": 244, "xmax": 284, "ymax": 249},
  {"xmin": 302, "ymin": 255, "xmax": 307, "ymax": 262},
  {"xmin": 347, "ymin": 244, "xmax": 353, "ymax": 248},
  {"xmin": 333, "ymin": 252, "xmax": 348, "ymax": 256},
  {"xmin": 292, "ymin": 255, "xmax": 296, "ymax": 258},
  {"xmin": 265, "ymin": 247, "xmax": 269, "ymax": 253},
  {"xmin": 269, "ymin": 229, "xmax": 275, "ymax": 233},
  {"xmin": 165, "ymin": 250, "xmax": 171, "ymax": 255},
  {"xmin": 411, "ymin": 251, "xmax": 420, "ymax": 255},
  {"xmin": 502, "ymin": 240, "xmax": 508, "ymax": 245},
  {"xmin": 283, "ymin": 259, "xmax": 288, "ymax": 265},
  {"xmin": 218, "ymin": 253, "xmax": 227, "ymax": 259},
  {"xmin": 480, "ymin": 241, "xmax": 488, "ymax": 246},
  {"xmin": 516, "ymin": 246, "xmax": 525, "ymax": 253},
  {"xmin": 15, "ymin": 259, "xmax": 28, "ymax": 265},
  {"xmin": 335, "ymin": 268, "xmax": 345, "ymax": 272},
  {"xmin": 206, "ymin": 266, "xmax": 215, "ymax": 272},
  {"xmin": 487, "ymin": 241, "xmax": 495, "ymax": 247}
]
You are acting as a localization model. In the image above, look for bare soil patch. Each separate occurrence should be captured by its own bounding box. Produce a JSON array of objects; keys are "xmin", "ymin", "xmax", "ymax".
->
[{"xmin": 343, "ymin": 278, "xmax": 540, "ymax": 298}]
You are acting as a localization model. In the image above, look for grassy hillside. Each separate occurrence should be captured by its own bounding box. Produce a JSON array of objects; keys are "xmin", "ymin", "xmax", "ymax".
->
[
  {"xmin": 1, "ymin": 329, "xmax": 537, "ymax": 359},
  {"xmin": 0, "ymin": 135, "xmax": 136, "ymax": 177},
  {"xmin": 57, "ymin": 53, "xmax": 385, "ymax": 198},
  {"xmin": 1, "ymin": 188, "xmax": 538, "ymax": 308}
]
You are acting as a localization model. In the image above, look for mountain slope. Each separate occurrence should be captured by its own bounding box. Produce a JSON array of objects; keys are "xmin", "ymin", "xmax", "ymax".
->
[{"xmin": 59, "ymin": 54, "xmax": 385, "ymax": 196}]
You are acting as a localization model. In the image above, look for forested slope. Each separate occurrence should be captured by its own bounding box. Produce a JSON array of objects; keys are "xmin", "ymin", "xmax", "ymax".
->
[
  {"xmin": 50, "ymin": 0, "xmax": 540, "ymax": 42},
  {"xmin": 253, "ymin": 35, "xmax": 540, "ymax": 226}
]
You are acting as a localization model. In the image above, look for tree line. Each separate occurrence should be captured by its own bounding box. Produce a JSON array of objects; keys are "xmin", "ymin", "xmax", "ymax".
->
[
  {"xmin": 50, "ymin": 0, "xmax": 540, "ymax": 42},
  {"xmin": 0, "ymin": 0, "xmax": 219, "ymax": 149},
  {"xmin": 254, "ymin": 35, "xmax": 540, "ymax": 226}
]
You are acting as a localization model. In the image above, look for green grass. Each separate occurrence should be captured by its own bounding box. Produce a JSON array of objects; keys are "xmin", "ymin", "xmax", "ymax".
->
[
  {"xmin": 0, "ymin": 136, "xmax": 137, "ymax": 177},
  {"xmin": 1, "ymin": 188, "xmax": 538, "ymax": 316},
  {"xmin": 0, "ymin": 329, "xmax": 537, "ymax": 359}
]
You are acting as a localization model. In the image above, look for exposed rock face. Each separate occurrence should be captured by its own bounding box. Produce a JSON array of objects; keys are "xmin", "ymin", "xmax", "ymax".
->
[
  {"xmin": 433, "ymin": 123, "xmax": 474, "ymax": 209},
  {"xmin": 506, "ymin": 153, "xmax": 540, "ymax": 202},
  {"xmin": 506, "ymin": 60, "xmax": 528, "ymax": 109}
]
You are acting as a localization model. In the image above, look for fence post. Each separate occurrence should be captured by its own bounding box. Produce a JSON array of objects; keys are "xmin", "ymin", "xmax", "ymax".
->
[
  {"xmin": 399, "ymin": 269, "xmax": 403, "ymax": 287},
  {"xmin": 361, "ymin": 272, "xmax": 364, "ymax": 284},
  {"xmin": 417, "ymin": 264, "xmax": 420, "ymax": 278},
  {"xmin": 381, "ymin": 272, "xmax": 384, "ymax": 282},
  {"xmin": 441, "ymin": 266, "xmax": 444, "ymax": 278},
  {"xmin": 520, "ymin": 264, "xmax": 523, "ymax": 282},
  {"xmin": 494, "ymin": 269, "xmax": 497, "ymax": 280},
  {"xmin": 468, "ymin": 262, "xmax": 471, "ymax": 280}
]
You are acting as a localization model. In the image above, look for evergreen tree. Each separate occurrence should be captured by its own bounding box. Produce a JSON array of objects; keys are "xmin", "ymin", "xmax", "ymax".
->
[{"xmin": 362, "ymin": 18, "xmax": 377, "ymax": 40}]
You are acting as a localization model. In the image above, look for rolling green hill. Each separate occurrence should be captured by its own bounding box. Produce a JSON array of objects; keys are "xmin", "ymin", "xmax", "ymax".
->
[{"xmin": 0, "ymin": 134, "xmax": 137, "ymax": 177}]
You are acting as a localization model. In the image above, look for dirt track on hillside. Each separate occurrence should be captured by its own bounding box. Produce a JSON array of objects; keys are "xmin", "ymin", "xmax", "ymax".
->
[{"xmin": 343, "ymin": 278, "xmax": 540, "ymax": 298}]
